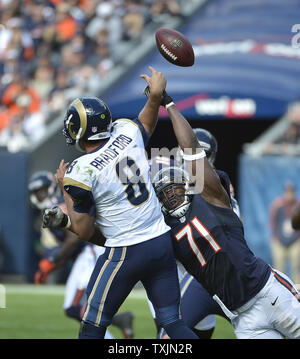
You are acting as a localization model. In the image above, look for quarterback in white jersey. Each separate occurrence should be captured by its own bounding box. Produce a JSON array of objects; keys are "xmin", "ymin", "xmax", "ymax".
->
[
  {"xmin": 63, "ymin": 118, "xmax": 169, "ymax": 247},
  {"xmin": 43, "ymin": 67, "xmax": 198, "ymax": 340}
]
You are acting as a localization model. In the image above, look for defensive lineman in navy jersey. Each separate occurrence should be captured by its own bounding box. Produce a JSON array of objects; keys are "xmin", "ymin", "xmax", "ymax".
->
[
  {"xmin": 152, "ymin": 89, "xmax": 300, "ymax": 339},
  {"xmin": 43, "ymin": 67, "xmax": 197, "ymax": 339},
  {"xmin": 149, "ymin": 154, "xmax": 230, "ymax": 339},
  {"xmin": 164, "ymin": 185, "xmax": 270, "ymax": 311}
]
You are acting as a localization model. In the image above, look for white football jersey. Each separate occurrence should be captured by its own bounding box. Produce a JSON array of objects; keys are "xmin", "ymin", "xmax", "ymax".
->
[{"xmin": 64, "ymin": 118, "xmax": 170, "ymax": 247}]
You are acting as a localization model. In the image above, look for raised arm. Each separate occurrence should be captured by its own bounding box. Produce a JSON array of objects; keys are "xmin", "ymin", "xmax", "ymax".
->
[
  {"xmin": 138, "ymin": 66, "xmax": 166, "ymax": 137},
  {"xmin": 166, "ymin": 102, "xmax": 230, "ymax": 208}
]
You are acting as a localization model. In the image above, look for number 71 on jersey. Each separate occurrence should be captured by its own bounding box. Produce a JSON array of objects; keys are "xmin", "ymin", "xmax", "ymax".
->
[{"xmin": 175, "ymin": 217, "xmax": 221, "ymax": 267}]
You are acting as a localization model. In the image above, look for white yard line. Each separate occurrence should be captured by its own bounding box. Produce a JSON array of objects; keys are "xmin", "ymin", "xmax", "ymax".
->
[{"xmin": 1, "ymin": 284, "xmax": 148, "ymax": 299}]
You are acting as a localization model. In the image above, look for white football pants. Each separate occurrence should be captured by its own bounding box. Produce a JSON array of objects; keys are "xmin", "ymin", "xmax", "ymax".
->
[{"xmin": 231, "ymin": 269, "xmax": 300, "ymax": 339}]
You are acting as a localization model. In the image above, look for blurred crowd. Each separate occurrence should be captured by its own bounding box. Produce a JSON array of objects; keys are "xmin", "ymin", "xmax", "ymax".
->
[{"xmin": 0, "ymin": 0, "xmax": 184, "ymax": 153}]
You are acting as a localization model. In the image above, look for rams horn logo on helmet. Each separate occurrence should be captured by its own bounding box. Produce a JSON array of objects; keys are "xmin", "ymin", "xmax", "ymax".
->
[{"xmin": 63, "ymin": 97, "xmax": 112, "ymax": 148}]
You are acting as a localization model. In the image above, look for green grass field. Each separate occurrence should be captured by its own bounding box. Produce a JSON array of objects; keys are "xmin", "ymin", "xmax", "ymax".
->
[{"xmin": 0, "ymin": 284, "xmax": 235, "ymax": 339}]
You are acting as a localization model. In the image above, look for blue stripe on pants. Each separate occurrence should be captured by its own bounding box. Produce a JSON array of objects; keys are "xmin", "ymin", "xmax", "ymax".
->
[
  {"xmin": 83, "ymin": 247, "xmax": 127, "ymax": 326},
  {"xmin": 82, "ymin": 231, "xmax": 182, "ymax": 328}
]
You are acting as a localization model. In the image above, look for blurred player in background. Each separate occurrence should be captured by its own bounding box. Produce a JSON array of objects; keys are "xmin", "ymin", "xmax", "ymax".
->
[
  {"xmin": 269, "ymin": 181, "xmax": 300, "ymax": 285},
  {"xmin": 43, "ymin": 67, "xmax": 198, "ymax": 339},
  {"xmin": 29, "ymin": 171, "xmax": 81, "ymax": 285},
  {"xmin": 150, "ymin": 86, "xmax": 300, "ymax": 339},
  {"xmin": 28, "ymin": 171, "xmax": 134, "ymax": 339}
]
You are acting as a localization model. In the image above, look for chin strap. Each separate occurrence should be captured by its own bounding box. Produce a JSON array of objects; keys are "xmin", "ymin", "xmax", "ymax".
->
[{"xmin": 168, "ymin": 196, "xmax": 191, "ymax": 218}]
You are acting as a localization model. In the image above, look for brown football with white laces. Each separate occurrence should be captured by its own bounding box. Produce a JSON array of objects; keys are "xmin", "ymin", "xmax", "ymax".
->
[{"xmin": 155, "ymin": 28, "xmax": 195, "ymax": 67}]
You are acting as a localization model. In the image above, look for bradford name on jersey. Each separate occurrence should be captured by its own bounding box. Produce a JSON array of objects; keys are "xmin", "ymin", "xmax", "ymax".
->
[{"xmin": 63, "ymin": 118, "xmax": 170, "ymax": 247}]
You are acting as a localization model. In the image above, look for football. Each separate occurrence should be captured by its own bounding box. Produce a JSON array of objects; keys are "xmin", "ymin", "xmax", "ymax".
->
[{"xmin": 155, "ymin": 28, "xmax": 195, "ymax": 67}]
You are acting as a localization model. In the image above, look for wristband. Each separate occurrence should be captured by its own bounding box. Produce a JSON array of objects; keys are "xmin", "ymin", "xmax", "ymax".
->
[
  {"xmin": 182, "ymin": 149, "xmax": 206, "ymax": 161},
  {"xmin": 65, "ymin": 216, "xmax": 71, "ymax": 229},
  {"xmin": 61, "ymin": 213, "xmax": 71, "ymax": 229},
  {"xmin": 143, "ymin": 86, "xmax": 174, "ymax": 108},
  {"xmin": 161, "ymin": 90, "xmax": 174, "ymax": 108},
  {"xmin": 165, "ymin": 102, "xmax": 175, "ymax": 110}
]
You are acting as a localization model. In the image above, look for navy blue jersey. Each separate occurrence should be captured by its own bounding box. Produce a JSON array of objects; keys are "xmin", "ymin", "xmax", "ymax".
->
[
  {"xmin": 216, "ymin": 170, "xmax": 231, "ymax": 197},
  {"xmin": 165, "ymin": 193, "xmax": 271, "ymax": 311},
  {"xmin": 216, "ymin": 170, "xmax": 240, "ymax": 217}
]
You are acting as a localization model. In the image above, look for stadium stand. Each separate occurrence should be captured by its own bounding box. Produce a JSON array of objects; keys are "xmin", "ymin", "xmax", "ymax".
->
[
  {"xmin": 0, "ymin": 0, "xmax": 205, "ymax": 154},
  {"xmin": 244, "ymin": 100, "xmax": 300, "ymax": 157}
]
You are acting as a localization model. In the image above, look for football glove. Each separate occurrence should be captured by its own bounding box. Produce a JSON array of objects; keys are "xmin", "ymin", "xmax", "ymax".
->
[
  {"xmin": 143, "ymin": 85, "xmax": 174, "ymax": 108},
  {"xmin": 34, "ymin": 258, "xmax": 55, "ymax": 285},
  {"xmin": 42, "ymin": 206, "xmax": 70, "ymax": 229}
]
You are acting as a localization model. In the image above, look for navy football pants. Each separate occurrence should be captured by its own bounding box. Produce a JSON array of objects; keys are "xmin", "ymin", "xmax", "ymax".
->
[
  {"xmin": 159, "ymin": 272, "xmax": 228, "ymax": 338},
  {"xmin": 81, "ymin": 231, "xmax": 197, "ymax": 338},
  {"xmin": 179, "ymin": 273, "xmax": 227, "ymax": 327}
]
